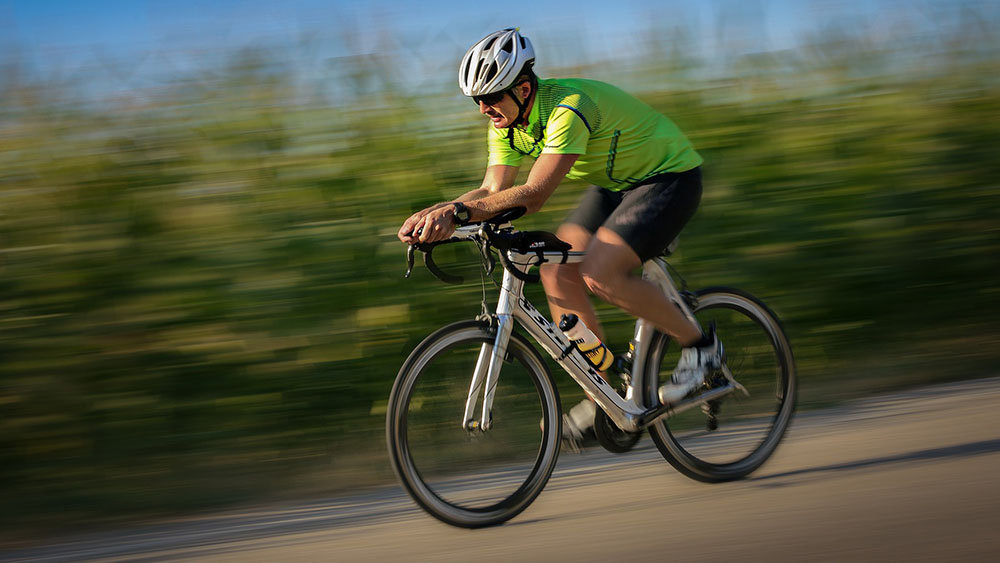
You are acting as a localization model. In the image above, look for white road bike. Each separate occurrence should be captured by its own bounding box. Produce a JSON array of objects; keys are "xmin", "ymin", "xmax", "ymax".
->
[{"xmin": 386, "ymin": 209, "xmax": 796, "ymax": 528}]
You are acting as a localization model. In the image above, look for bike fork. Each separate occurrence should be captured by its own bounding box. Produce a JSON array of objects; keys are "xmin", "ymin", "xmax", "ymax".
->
[
  {"xmin": 462, "ymin": 342, "xmax": 491, "ymax": 431},
  {"xmin": 463, "ymin": 268, "xmax": 522, "ymax": 432}
]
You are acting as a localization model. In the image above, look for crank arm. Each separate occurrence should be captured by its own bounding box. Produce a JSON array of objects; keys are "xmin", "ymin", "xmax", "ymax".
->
[{"xmin": 721, "ymin": 364, "xmax": 750, "ymax": 397}]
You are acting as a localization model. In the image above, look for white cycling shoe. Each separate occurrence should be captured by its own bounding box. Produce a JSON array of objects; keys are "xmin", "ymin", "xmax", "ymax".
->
[
  {"xmin": 658, "ymin": 329, "xmax": 723, "ymax": 405},
  {"xmin": 542, "ymin": 399, "xmax": 596, "ymax": 453},
  {"xmin": 562, "ymin": 399, "xmax": 596, "ymax": 442}
]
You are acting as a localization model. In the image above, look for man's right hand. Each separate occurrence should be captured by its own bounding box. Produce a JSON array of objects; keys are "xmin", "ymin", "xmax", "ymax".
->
[
  {"xmin": 398, "ymin": 203, "xmax": 458, "ymax": 245},
  {"xmin": 398, "ymin": 209, "xmax": 427, "ymax": 245}
]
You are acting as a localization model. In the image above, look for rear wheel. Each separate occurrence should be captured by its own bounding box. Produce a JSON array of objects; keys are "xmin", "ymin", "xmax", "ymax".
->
[
  {"xmin": 386, "ymin": 321, "xmax": 561, "ymax": 527},
  {"xmin": 646, "ymin": 288, "xmax": 796, "ymax": 482}
]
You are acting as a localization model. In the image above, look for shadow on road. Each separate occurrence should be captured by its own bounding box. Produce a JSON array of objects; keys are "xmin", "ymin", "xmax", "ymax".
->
[{"xmin": 752, "ymin": 438, "xmax": 1000, "ymax": 488}]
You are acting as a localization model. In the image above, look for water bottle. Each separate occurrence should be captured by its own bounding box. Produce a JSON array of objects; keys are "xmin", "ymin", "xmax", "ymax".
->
[{"xmin": 559, "ymin": 313, "xmax": 614, "ymax": 371}]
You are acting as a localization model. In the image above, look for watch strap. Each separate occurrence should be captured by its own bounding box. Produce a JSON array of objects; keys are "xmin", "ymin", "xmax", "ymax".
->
[{"xmin": 452, "ymin": 202, "xmax": 471, "ymax": 225}]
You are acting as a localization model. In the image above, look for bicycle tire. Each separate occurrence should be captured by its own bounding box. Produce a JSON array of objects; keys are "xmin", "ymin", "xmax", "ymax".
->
[
  {"xmin": 386, "ymin": 321, "xmax": 561, "ymax": 528},
  {"xmin": 646, "ymin": 287, "xmax": 796, "ymax": 482}
]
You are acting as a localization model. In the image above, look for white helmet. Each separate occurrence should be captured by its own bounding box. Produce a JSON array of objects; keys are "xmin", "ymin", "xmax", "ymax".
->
[{"xmin": 459, "ymin": 28, "xmax": 535, "ymax": 97}]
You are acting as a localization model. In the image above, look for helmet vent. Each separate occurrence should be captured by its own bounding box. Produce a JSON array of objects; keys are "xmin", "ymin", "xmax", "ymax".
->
[
  {"xmin": 474, "ymin": 58, "xmax": 485, "ymax": 83},
  {"xmin": 502, "ymin": 38, "xmax": 514, "ymax": 53},
  {"xmin": 485, "ymin": 61, "xmax": 498, "ymax": 82},
  {"xmin": 483, "ymin": 36, "xmax": 497, "ymax": 50}
]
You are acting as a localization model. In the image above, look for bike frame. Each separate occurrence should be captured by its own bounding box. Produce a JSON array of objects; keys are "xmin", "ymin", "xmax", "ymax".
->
[{"xmin": 461, "ymin": 231, "xmax": 737, "ymax": 434}]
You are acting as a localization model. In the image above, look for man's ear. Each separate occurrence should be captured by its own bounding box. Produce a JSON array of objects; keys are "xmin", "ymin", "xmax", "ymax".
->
[{"xmin": 518, "ymin": 80, "xmax": 533, "ymax": 101}]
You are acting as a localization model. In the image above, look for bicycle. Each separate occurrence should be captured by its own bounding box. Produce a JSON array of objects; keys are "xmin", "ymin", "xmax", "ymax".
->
[{"xmin": 386, "ymin": 208, "xmax": 796, "ymax": 528}]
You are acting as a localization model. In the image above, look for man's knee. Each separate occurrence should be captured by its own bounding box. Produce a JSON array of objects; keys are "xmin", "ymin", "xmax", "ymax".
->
[
  {"xmin": 580, "ymin": 230, "xmax": 641, "ymax": 299},
  {"xmin": 579, "ymin": 260, "xmax": 619, "ymax": 300}
]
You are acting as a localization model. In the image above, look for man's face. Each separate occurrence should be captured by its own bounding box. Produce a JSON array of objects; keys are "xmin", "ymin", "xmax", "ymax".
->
[
  {"xmin": 477, "ymin": 94, "xmax": 518, "ymax": 128},
  {"xmin": 475, "ymin": 81, "xmax": 531, "ymax": 129}
]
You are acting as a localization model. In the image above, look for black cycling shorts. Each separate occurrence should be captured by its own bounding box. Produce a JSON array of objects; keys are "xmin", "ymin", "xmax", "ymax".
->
[{"xmin": 564, "ymin": 167, "xmax": 702, "ymax": 262}]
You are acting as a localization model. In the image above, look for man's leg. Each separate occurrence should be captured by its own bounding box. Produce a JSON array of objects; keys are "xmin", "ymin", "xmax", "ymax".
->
[
  {"xmin": 581, "ymin": 227, "xmax": 723, "ymax": 405},
  {"xmin": 555, "ymin": 169, "xmax": 715, "ymax": 406},
  {"xmin": 539, "ymin": 223, "xmax": 605, "ymax": 340},
  {"xmin": 580, "ymin": 227, "xmax": 703, "ymax": 347}
]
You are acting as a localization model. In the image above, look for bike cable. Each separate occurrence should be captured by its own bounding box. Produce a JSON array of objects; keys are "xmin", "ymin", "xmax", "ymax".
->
[{"xmin": 476, "ymin": 238, "xmax": 498, "ymax": 325}]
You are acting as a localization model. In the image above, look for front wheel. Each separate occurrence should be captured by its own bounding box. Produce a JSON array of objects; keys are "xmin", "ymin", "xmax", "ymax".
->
[
  {"xmin": 386, "ymin": 321, "xmax": 561, "ymax": 528},
  {"xmin": 646, "ymin": 288, "xmax": 796, "ymax": 482}
]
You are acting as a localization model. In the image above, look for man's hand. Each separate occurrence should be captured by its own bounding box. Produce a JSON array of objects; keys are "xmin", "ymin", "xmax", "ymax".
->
[{"xmin": 398, "ymin": 203, "xmax": 458, "ymax": 244}]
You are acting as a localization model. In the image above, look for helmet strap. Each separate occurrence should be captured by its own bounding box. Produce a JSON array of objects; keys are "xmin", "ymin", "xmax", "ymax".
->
[
  {"xmin": 505, "ymin": 80, "xmax": 541, "ymax": 155},
  {"xmin": 509, "ymin": 90, "xmax": 528, "ymax": 127},
  {"xmin": 508, "ymin": 74, "xmax": 536, "ymax": 127}
]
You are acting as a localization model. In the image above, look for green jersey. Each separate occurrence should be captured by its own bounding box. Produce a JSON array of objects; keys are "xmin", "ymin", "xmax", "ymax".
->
[{"xmin": 487, "ymin": 78, "xmax": 702, "ymax": 191}]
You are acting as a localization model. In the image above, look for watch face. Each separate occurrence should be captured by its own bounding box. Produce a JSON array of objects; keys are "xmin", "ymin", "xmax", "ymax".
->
[{"xmin": 455, "ymin": 204, "xmax": 470, "ymax": 223}]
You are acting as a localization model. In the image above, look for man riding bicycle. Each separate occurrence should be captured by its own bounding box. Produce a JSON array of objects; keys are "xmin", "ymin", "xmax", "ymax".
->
[{"xmin": 397, "ymin": 28, "xmax": 721, "ymax": 443}]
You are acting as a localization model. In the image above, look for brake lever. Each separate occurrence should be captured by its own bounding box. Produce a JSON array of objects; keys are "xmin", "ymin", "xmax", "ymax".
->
[
  {"xmin": 404, "ymin": 227, "xmax": 423, "ymax": 278},
  {"xmin": 404, "ymin": 239, "xmax": 463, "ymax": 284},
  {"xmin": 405, "ymin": 244, "xmax": 416, "ymax": 278},
  {"xmin": 479, "ymin": 239, "xmax": 496, "ymax": 276}
]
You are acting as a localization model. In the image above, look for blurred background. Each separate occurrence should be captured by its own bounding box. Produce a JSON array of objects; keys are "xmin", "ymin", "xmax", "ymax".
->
[{"xmin": 1, "ymin": 0, "xmax": 997, "ymax": 538}]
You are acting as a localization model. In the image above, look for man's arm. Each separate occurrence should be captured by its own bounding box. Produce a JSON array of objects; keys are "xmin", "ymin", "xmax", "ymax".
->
[
  {"xmin": 399, "ymin": 154, "xmax": 578, "ymax": 244},
  {"xmin": 457, "ymin": 164, "xmax": 521, "ymax": 201},
  {"xmin": 397, "ymin": 165, "xmax": 519, "ymax": 244},
  {"xmin": 463, "ymin": 154, "xmax": 578, "ymax": 220}
]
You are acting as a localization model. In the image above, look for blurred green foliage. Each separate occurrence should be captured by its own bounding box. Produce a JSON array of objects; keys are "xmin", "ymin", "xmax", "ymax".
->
[{"xmin": 1, "ymin": 31, "xmax": 998, "ymax": 534}]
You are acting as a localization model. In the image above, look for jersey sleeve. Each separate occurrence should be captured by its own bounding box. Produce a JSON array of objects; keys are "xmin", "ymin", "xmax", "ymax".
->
[
  {"xmin": 487, "ymin": 127, "xmax": 525, "ymax": 167},
  {"xmin": 540, "ymin": 92, "xmax": 596, "ymax": 156}
]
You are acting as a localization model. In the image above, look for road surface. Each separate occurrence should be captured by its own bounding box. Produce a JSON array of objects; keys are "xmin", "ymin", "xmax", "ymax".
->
[{"xmin": 4, "ymin": 377, "xmax": 999, "ymax": 562}]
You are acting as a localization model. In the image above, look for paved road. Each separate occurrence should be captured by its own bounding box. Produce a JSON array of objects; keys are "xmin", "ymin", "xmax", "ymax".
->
[{"xmin": 5, "ymin": 377, "xmax": 1000, "ymax": 562}]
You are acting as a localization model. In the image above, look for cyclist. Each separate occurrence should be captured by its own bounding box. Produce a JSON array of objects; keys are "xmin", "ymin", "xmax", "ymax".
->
[{"xmin": 397, "ymin": 28, "xmax": 721, "ymax": 443}]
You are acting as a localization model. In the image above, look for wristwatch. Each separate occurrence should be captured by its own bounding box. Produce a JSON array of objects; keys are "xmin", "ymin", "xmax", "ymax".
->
[{"xmin": 451, "ymin": 202, "xmax": 471, "ymax": 225}]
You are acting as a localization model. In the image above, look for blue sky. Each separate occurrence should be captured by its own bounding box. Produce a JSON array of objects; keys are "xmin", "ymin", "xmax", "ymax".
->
[
  {"xmin": 3, "ymin": 0, "xmax": 989, "ymax": 95},
  {"xmin": 2, "ymin": 0, "xmax": 887, "ymax": 62}
]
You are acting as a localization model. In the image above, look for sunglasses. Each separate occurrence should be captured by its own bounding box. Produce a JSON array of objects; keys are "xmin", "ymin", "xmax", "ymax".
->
[{"xmin": 472, "ymin": 90, "xmax": 508, "ymax": 106}]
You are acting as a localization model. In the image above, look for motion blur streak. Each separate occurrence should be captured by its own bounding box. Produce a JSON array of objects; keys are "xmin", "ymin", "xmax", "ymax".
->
[{"xmin": 0, "ymin": 0, "xmax": 997, "ymax": 546}]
